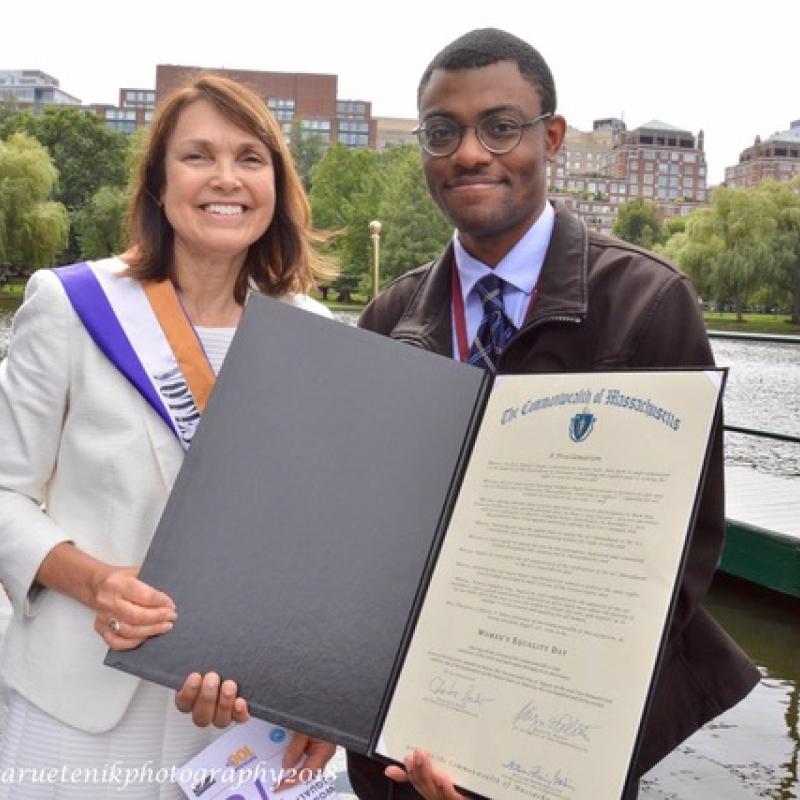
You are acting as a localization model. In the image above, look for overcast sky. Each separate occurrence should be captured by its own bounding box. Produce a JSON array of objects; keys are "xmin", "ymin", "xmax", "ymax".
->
[{"xmin": 4, "ymin": 0, "xmax": 798, "ymax": 185}]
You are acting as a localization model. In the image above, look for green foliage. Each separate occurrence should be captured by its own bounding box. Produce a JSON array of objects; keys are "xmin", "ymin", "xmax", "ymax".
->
[
  {"xmin": 377, "ymin": 146, "xmax": 451, "ymax": 286},
  {"xmin": 756, "ymin": 178, "xmax": 800, "ymax": 323},
  {"xmin": 0, "ymin": 107, "xmax": 129, "ymax": 211},
  {"xmin": 660, "ymin": 181, "xmax": 800, "ymax": 321},
  {"xmin": 74, "ymin": 185, "xmax": 128, "ymax": 259},
  {"xmin": 289, "ymin": 120, "xmax": 326, "ymax": 192},
  {"xmin": 309, "ymin": 144, "xmax": 382, "ymax": 297},
  {"xmin": 612, "ymin": 199, "xmax": 664, "ymax": 249},
  {"xmin": 0, "ymin": 133, "xmax": 69, "ymax": 274},
  {"xmin": 309, "ymin": 144, "xmax": 451, "ymax": 299}
]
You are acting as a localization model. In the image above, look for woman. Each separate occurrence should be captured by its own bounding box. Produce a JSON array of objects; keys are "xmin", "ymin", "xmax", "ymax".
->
[{"xmin": 0, "ymin": 75, "xmax": 335, "ymax": 796}]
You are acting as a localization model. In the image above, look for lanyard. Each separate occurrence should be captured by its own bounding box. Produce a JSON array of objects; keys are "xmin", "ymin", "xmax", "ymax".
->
[{"xmin": 451, "ymin": 260, "xmax": 540, "ymax": 362}]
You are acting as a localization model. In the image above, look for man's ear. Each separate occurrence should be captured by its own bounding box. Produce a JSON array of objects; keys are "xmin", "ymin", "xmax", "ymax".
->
[{"xmin": 544, "ymin": 115, "xmax": 567, "ymax": 162}]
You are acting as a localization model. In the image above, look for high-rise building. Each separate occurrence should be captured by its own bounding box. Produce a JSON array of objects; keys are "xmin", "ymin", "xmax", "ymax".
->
[
  {"xmin": 156, "ymin": 65, "xmax": 376, "ymax": 149},
  {"xmin": 724, "ymin": 120, "xmax": 800, "ymax": 187},
  {"xmin": 0, "ymin": 70, "xmax": 81, "ymax": 106},
  {"xmin": 608, "ymin": 120, "xmax": 707, "ymax": 205},
  {"xmin": 550, "ymin": 118, "xmax": 707, "ymax": 234}
]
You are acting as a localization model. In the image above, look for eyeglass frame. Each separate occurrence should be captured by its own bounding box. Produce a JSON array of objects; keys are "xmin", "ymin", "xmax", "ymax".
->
[{"xmin": 413, "ymin": 111, "xmax": 554, "ymax": 158}]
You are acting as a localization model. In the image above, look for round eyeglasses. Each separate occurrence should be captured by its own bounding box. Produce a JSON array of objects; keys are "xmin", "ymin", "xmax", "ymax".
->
[{"xmin": 413, "ymin": 111, "xmax": 553, "ymax": 157}]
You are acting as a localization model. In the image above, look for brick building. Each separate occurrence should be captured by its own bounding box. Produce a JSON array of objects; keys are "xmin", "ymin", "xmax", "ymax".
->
[
  {"xmin": 156, "ymin": 65, "xmax": 376, "ymax": 149},
  {"xmin": 88, "ymin": 88, "xmax": 156, "ymax": 134},
  {"xmin": 724, "ymin": 119, "xmax": 800, "ymax": 187},
  {"xmin": 548, "ymin": 118, "xmax": 707, "ymax": 234}
]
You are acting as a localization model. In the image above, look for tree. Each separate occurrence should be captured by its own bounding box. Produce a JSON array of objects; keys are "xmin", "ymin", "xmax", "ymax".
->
[
  {"xmin": 74, "ymin": 185, "xmax": 128, "ymax": 259},
  {"xmin": 310, "ymin": 144, "xmax": 382, "ymax": 299},
  {"xmin": 756, "ymin": 178, "xmax": 800, "ymax": 323},
  {"xmin": 613, "ymin": 199, "xmax": 664, "ymax": 249},
  {"xmin": 377, "ymin": 146, "xmax": 451, "ymax": 286},
  {"xmin": 0, "ymin": 133, "xmax": 69, "ymax": 278},
  {"xmin": 289, "ymin": 120, "xmax": 326, "ymax": 192},
  {"xmin": 0, "ymin": 107, "xmax": 129, "ymax": 211},
  {"xmin": 662, "ymin": 186, "xmax": 777, "ymax": 320}
]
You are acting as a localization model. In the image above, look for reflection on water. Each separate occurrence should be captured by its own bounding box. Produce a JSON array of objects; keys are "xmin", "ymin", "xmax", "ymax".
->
[
  {"xmin": 644, "ymin": 575, "xmax": 799, "ymax": 799},
  {"xmin": 0, "ymin": 299, "xmax": 15, "ymax": 359},
  {"xmin": 712, "ymin": 339, "xmax": 800, "ymax": 478}
]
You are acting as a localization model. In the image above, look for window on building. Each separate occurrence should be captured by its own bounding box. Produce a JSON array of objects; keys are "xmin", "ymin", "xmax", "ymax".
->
[
  {"xmin": 643, "ymin": 149, "xmax": 655, "ymax": 160},
  {"xmin": 644, "ymin": 174, "xmax": 654, "ymax": 185},
  {"xmin": 643, "ymin": 186, "xmax": 653, "ymax": 197},
  {"xmin": 268, "ymin": 97, "xmax": 295, "ymax": 112},
  {"xmin": 684, "ymin": 152, "xmax": 696, "ymax": 163},
  {"xmin": 300, "ymin": 118, "xmax": 331, "ymax": 142}
]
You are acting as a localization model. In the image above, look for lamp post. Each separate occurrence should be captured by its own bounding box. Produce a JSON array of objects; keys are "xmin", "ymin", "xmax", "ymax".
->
[{"xmin": 369, "ymin": 220, "xmax": 382, "ymax": 300}]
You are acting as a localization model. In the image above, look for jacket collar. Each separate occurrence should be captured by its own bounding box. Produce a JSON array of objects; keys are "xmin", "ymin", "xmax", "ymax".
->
[
  {"xmin": 389, "ymin": 202, "xmax": 589, "ymax": 354},
  {"xmin": 529, "ymin": 201, "xmax": 589, "ymax": 326}
]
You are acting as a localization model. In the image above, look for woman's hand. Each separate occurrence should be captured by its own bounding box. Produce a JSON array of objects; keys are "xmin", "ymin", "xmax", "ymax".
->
[
  {"xmin": 385, "ymin": 749, "xmax": 464, "ymax": 800},
  {"xmin": 91, "ymin": 564, "xmax": 177, "ymax": 651},
  {"xmin": 33, "ymin": 543, "xmax": 177, "ymax": 651},
  {"xmin": 175, "ymin": 672, "xmax": 250, "ymax": 728}
]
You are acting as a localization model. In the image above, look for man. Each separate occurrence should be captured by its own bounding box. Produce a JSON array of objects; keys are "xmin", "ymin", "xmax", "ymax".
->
[{"xmin": 349, "ymin": 27, "xmax": 759, "ymax": 800}]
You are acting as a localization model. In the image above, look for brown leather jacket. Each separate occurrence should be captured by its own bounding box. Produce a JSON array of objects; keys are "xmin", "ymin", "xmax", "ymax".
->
[{"xmin": 349, "ymin": 203, "xmax": 759, "ymax": 799}]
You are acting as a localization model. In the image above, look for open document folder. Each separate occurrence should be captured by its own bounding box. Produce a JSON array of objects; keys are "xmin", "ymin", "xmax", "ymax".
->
[{"xmin": 109, "ymin": 295, "xmax": 724, "ymax": 800}]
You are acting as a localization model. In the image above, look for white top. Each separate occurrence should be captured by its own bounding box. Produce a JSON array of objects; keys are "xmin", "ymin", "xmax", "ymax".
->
[
  {"xmin": 196, "ymin": 293, "xmax": 332, "ymax": 376},
  {"xmin": 195, "ymin": 327, "xmax": 236, "ymax": 375}
]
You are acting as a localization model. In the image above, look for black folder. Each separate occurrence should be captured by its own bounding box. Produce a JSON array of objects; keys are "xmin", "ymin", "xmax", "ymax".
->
[
  {"xmin": 108, "ymin": 295, "xmax": 490, "ymax": 753},
  {"xmin": 108, "ymin": 296, "xmax": 721, "ymax": 800}
]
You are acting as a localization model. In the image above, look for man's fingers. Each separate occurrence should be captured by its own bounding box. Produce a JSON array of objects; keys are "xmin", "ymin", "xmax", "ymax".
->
[
  {"xmin": 212, "ymin": 680, "xmax": 238, "ymax": 728},
  {"xmin": 385, "ymin": 764, "xmax": 411, "ymax": 784},
  {"xmin": 281, "ymin": 731, "xmax": 308, "ymax": 769},
  {"xmin": 175, "ymin": 673, "xmax": 202, "ymax": 713},
  {"xmin": 232, "ymin": 697, "xmax": 250, "ymax": 723},
  {"xmin": 300, "ymin": 740, "xmax": 336, "ymax": 774},
  {"xmin": 191, "ymin": 672, "xmax": 221, "ymax": 727}
]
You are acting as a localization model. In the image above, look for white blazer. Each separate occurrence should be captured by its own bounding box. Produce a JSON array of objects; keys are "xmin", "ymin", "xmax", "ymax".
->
[{"xmin": 0, "ymin": 261, "xmax": 331, "ymax": 732}]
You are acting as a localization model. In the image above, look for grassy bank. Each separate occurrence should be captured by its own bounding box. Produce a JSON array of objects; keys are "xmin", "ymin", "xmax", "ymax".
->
[
  {"xmin": 5, "ymin": 282, "xmax": 800, "ymax": 337},
  {"xmin": 704, "ymin": 312, "xmax": 800, "ymax": 336},
  {"xmin": 0, "ymin": 283, "xmax": 25, "ymax": 298}
]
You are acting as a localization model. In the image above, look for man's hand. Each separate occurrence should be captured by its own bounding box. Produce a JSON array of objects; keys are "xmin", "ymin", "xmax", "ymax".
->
[
  {"xmin": 275, "ymin": 731, "xmax": 336, "ymax": 791},
  {"xmin": 175, "ymin": 672, "xmax": 249, "ymax": 728},
  {"xmin": 385, "ymin": 748, "xmax": 464, "ymax": 800}
]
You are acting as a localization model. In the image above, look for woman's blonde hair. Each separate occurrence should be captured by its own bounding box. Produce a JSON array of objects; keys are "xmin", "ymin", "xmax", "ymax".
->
[{"xmin": 125, "ymin": 74, "xmax": 335, "ymax": 301}]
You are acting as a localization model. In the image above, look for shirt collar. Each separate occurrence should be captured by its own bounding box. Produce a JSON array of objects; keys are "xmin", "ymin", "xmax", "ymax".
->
[{"xmin": 453, "ymin": 201, "xmax": 555, "ymax": 300}]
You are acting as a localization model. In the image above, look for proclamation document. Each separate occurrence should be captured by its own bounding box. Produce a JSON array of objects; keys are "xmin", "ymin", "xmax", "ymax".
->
[{"xmin": 378, "ymin": 370, "xmax": 723, "ymax": 800}]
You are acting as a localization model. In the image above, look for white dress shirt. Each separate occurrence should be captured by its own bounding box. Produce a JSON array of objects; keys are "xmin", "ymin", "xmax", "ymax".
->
[{"xmin": 451, "ymin": 201, "xmax": 555, "ymax": 358}]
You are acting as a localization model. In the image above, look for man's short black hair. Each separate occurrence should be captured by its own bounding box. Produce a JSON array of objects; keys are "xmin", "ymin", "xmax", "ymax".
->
[{"xmin": 417, "ymin": 28, "xmax": 556, "ymax": 115}]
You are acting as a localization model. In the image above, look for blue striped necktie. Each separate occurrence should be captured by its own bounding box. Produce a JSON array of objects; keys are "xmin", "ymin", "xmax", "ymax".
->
[{"xmin": 467, "ymin": 274, "xmax": 515, "ymax": 371}]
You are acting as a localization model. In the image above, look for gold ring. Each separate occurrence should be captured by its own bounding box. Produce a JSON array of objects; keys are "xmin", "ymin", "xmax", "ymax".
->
[{"xmin": 109, "ymin": 618, "xmax": 121, "ymax": 634}]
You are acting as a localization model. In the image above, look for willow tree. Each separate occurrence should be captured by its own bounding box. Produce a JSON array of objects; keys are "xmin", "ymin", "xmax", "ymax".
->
[
  {"xmin": 0, "ymin": 133, "xmax": 69, "ymax": 279},
  {"xmin": 663, "ymin": 186, "xmax": 776, "ymax": 320}
]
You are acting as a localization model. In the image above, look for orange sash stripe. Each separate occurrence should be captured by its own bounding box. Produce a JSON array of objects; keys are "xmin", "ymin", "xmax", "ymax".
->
[{"xmin": 143, "ymin": 280, "xmax": 216, "ymax": 413}]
